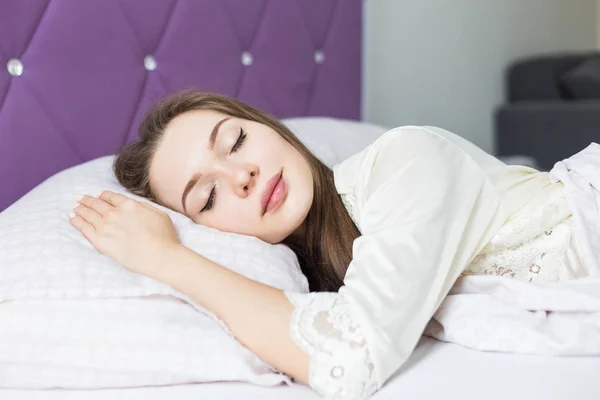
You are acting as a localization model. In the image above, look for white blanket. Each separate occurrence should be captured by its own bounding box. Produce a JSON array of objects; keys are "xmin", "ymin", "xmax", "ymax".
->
[{"xmin": 426, "ymin": 143, "xmax": 600, "ymax": 355}]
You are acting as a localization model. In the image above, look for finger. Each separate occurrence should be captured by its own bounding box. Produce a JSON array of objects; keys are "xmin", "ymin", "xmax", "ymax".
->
[
  {"xmin": 69, "ymin": 214, "xmax": 97, "ymax": 242},
  {"xmin": 78, "ymin": 194, "xmax": 113, "ymax": 215},
  {"xmin": 99, "ymin": 191, "xmax": 130, "ymax": 207},
  {"xmin": 72, "ymin": 203, "xmax": 103, "ymax": 228}
]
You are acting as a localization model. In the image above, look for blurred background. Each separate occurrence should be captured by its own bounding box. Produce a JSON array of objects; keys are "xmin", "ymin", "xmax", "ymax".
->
[{"xmin": 364, "ymin": 0, "xmax": 600, "ymax": 170}]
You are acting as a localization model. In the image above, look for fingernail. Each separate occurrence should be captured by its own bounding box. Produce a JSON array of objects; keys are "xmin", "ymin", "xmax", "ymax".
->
[
  {"xmin": 75, "ymin": 194, "xmax": 83, "ymax": 202},
  {"xmin": 68, "ymin": 211, "xmax": 76, "ymax": 219}
]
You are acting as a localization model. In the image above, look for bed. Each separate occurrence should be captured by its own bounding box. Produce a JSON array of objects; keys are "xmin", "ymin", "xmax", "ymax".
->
[
  {"xmin": 1, "ymin": 1, "xmax": 600, "ymax": 399},
  {"xmin": 2, "ymin": 337, "xmax": 600, "ymax": 400}
]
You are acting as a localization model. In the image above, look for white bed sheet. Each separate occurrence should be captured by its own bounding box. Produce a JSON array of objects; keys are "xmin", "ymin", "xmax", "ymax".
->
[{"xmin": 3, "ymin": 337, "xmax": 599, "ymax": 400}]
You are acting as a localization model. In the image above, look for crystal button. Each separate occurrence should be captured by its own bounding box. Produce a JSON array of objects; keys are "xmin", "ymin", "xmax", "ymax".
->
[
  {"xmin": 241, "ymin": 51, "xmax": 253, "ymax": 66},
  {"xmin": 144, "ymin": 55, "xmax": 157, "ymax": 71},
  {"xmin": 314, "ymin": 50, "xmax": 325, "ymax": 64},
  {"xmin": 7, "ymin": 58, "xmax": 23, "ymax": 77}
]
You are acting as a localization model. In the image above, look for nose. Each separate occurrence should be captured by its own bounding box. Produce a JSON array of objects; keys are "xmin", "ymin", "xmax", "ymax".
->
[{"xmin": 222, "ymin": 163, "xmax": 258, "ymax": 197}]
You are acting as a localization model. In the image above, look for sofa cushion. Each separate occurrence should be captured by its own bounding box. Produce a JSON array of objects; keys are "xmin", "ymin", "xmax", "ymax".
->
[{"xmin": 561, "ymin": 57, "xmax": 600, "ymax": 99}]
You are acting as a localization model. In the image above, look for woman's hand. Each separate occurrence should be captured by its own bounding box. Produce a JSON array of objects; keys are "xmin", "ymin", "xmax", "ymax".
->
[{"xmin": 69, "ymin": 191, "xmax": 180, "ymax": 278}]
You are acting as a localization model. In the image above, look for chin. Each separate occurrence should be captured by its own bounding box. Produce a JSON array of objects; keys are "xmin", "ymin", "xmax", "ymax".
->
[
  {"xmin": 262, "ymin": 233, "xmax": 287, "ymax": 245},
  {"xmin": 264, "ymin": 223, "xmax": 299, "ymax": 245}
]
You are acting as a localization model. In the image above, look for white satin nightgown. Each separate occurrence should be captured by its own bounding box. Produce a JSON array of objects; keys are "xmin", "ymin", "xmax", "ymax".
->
[{"xmin": 284, "ymin": 126, "xmax": 588, "ymax": 399}]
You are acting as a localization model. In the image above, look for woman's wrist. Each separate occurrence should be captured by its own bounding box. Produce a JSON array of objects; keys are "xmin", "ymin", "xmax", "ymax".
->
[
  {"xmin": 148, "ymin": 242, "xmax": 190, "ymax": 281},
  {"xmin": 151, "ymin": 244, "xmax": 230, "ymax": 313}
]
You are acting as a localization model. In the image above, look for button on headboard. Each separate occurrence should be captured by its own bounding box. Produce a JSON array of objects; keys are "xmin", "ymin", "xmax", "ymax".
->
[{"xmin": 0, "ymin": 0, "xmax": 362, "ymax": 211}]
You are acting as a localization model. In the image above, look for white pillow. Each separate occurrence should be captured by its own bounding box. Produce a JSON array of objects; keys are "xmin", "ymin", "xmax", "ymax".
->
[
  {"xmin": 283, "ymin": 117, "xmax": 389, "ymax": 167},
  {"xmin": 0, "ymin": 156, "xmax": 307, "ymax": 389}
]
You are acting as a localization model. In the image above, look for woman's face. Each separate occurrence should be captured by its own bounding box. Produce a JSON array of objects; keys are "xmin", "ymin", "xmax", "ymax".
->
[{"xmin": 149, "ymin": 109, "xmax": 314, "ymax": 243}]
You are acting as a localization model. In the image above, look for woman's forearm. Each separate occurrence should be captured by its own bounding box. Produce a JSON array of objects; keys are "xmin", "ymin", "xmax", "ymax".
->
[{"xmin": 154, "ymin": 244, "xmax": 310, "ymax": 383}]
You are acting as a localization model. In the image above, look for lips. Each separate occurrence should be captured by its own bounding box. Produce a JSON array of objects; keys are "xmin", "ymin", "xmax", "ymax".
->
[{"xmin": 261, "ymin": 171, "xmax": 284, "ymax": 215}]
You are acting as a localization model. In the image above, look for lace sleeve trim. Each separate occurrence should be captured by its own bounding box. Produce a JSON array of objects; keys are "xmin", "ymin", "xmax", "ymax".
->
[{"xmin": 285, "ymin": 291, "xmax": 378, "ymax": 399}]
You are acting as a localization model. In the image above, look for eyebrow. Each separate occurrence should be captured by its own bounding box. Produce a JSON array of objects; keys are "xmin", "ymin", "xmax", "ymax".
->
[
  {"xmin": 181, "ymin": 117, "xmax": 231, "ymax": 213},
  {"xmin": 209, "ymin": 117, "xmax": 231, "ymax": 150}
]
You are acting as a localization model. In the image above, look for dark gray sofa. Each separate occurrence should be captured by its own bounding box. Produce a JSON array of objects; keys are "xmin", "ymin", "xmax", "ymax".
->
[{"xmin": 495, "ymin": 52, "xmax": 600, "ymax": 170}]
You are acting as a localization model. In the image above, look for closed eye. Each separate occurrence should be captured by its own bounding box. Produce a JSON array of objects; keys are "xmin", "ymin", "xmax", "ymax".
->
[
  {"xmin": 200, "ymin": 186, "xmax": 216, "ymax": 213},
  {"xmin": 231, "ymin": 128, "xmax": 247, "ymax": 154}
]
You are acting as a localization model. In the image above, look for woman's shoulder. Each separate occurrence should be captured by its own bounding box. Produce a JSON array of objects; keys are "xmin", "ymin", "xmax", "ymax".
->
[
  {"xmin": 336, "ymin": 124, "xmax": 434, "ymax": 161},
  {"xmin": 349, "ymin": 125, "xmax": 456, "ymax": 163},
  {"xmin": 332, "ymin": 126, "xmax": 449, "ymax": 195},
  {"xmin": 334, "ymin": 124, "xmax": 503, "ymax": 181},
  {"xmin": 334, "ymin": 125, "xmax": 453, "ymax": 170},
  {"xmin": 369, "ymin": 125, "xmax": 438, "ymax": 148}
]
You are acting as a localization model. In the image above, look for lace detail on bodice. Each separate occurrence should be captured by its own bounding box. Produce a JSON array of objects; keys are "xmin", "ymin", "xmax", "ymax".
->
[
  {"xmin": 464, "ymin": 184, "xmax": 586, "ymax": 282},
  {"xmin": 285, "ymin": 291, "xmax": 378, "ymax": 399},
  {"xmin": 482, "ymin": 184, "xmax": 572, "ymax": 252}
]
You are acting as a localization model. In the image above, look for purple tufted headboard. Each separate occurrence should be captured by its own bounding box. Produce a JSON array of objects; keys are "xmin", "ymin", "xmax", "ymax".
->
[{"xmin": 0, "ymin": 0, "xmax": 362, "ymax": 211}]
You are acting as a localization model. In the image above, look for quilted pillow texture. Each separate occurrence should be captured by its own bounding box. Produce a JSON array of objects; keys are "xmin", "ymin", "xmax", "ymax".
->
[{"xmin": 0, "ymin": 155, "xmax": 307, "ymax": 389}]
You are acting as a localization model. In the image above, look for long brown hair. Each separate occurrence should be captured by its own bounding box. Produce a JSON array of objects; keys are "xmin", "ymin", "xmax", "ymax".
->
[{"xmin": 114, "ymin": 90, "xmax": 360, "ymax": 292}]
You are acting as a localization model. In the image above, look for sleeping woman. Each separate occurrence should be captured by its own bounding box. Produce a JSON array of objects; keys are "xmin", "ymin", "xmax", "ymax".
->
[{"xmin": 69, "ymin": 90, "xmax": 592, "ymax": 399}]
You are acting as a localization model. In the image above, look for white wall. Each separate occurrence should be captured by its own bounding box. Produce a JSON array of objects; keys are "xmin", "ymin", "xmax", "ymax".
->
[
  {"xmin": 363, "ymin": 0, "xmax": 598, "ymax": 153},
  {"xmin": 598, "ymin": 0, "xmax": 600, "ymax": 45}
]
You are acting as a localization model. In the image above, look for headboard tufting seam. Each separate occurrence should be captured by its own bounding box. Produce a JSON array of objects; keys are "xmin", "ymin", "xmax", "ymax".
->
[
  {"xmin": 20, "ymin": 0, "xmax": 51, "ymax": 61},
  {"xmin": 118, "ymin": 0, "xmax": 181, "ymax": 149}
]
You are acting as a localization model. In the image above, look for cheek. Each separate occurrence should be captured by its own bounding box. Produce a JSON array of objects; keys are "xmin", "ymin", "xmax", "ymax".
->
[
  {"xmin": 251, "ymin": 141, "xmax": 277, "ymax": 162},
  {"xmin": 200, "ymin": 201, "xmax": 257, "ymax": 235},
  {"xmin": 199, "ymin": 202, "xmax": 290, "ymax": 244},
  {"xmin": 252, "ymin": 132, "xmax": 288, "ymax": 157}
]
